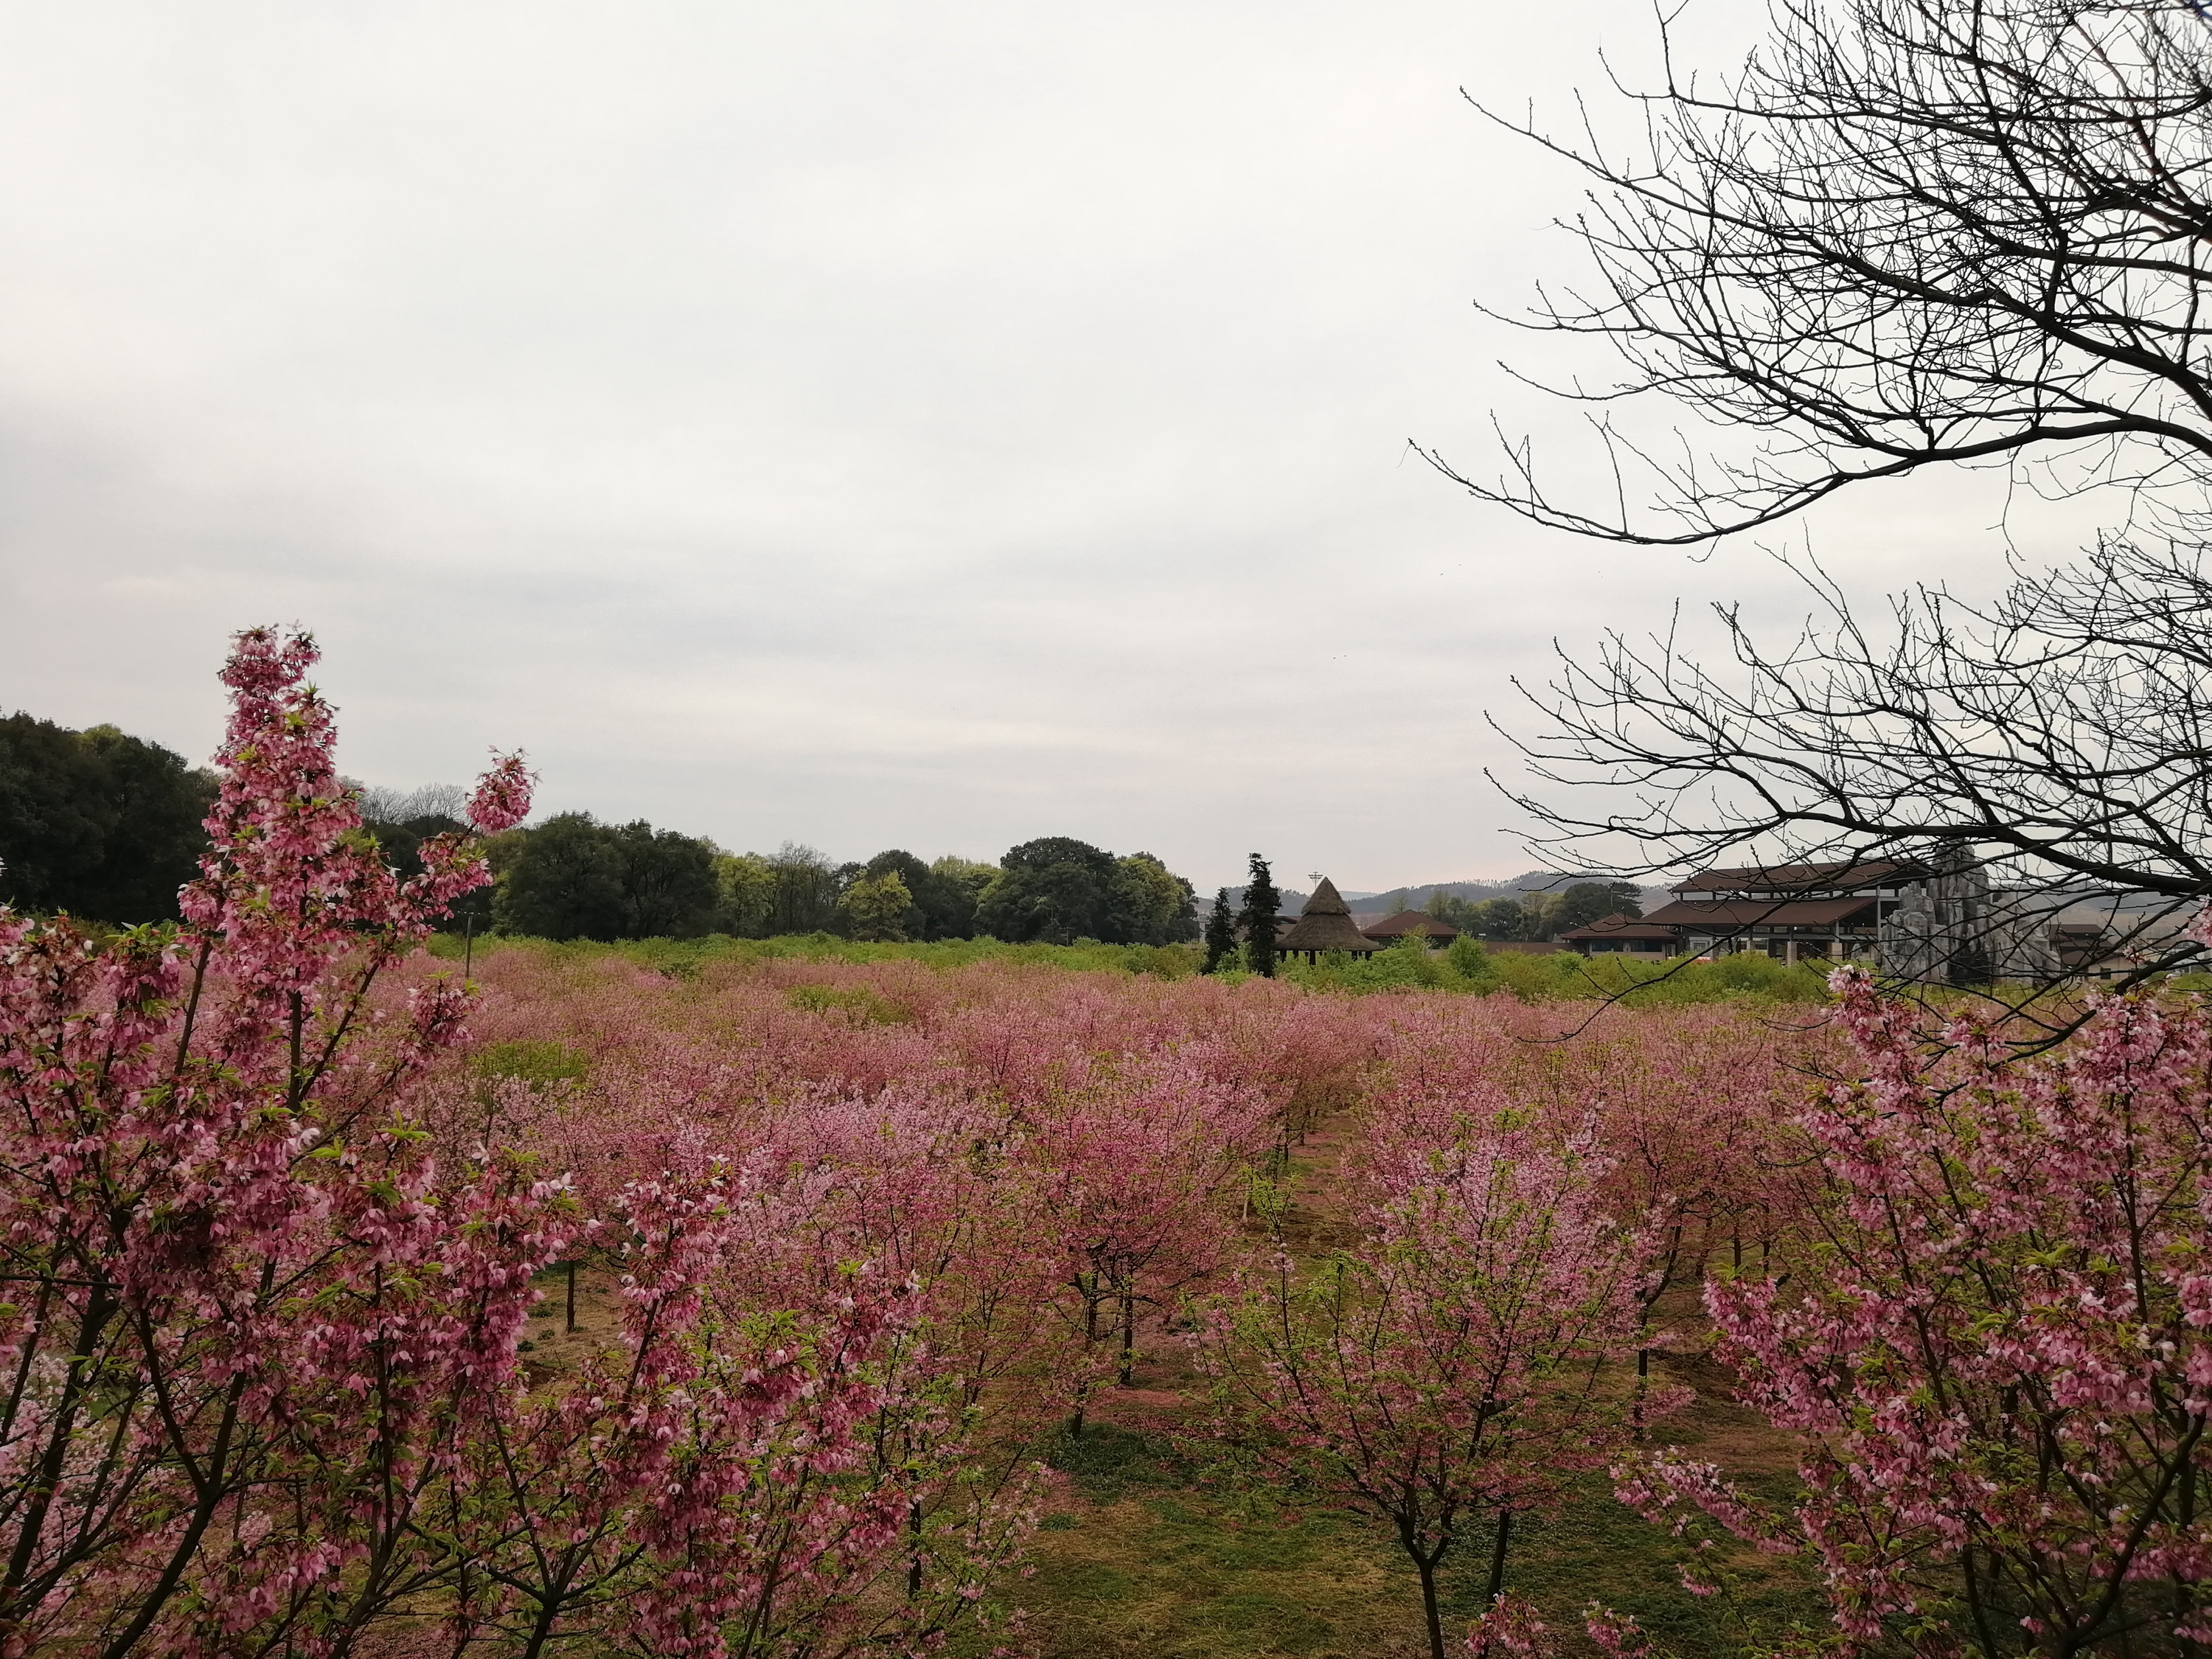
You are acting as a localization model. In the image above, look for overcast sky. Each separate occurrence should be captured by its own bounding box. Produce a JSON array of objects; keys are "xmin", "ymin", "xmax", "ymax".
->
[{"xmin": 0, "ymin": 2, "xmax": 2097, "ymax": 893}]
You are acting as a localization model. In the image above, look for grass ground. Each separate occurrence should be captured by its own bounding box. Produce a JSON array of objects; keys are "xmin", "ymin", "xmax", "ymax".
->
[
  {"xmin": 429, "ymin": 929, "xmax": 1207, "ymax": 980},
  {"xmin": 427, "ymin": 929, "xmax": 1840, "ymax": 1007},
  {"xmin": 1006, "ymin": 1120, "xmax": 1829, "ymax": 1659}
]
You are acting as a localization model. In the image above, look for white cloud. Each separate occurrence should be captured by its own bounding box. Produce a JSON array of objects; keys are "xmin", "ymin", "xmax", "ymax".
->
[{"xmin": 0, "ymin": 0, "xmax": 2082, "ymax": 891}]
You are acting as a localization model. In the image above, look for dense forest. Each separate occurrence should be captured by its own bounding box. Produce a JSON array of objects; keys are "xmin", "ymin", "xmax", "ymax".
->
[
  {"xmin": 0, "ymin": 714, "xmax": 216, "ymax": 922},
  {"xmin": 0, "ymin": 712, "xmax": 1200, "ymax": 946}
]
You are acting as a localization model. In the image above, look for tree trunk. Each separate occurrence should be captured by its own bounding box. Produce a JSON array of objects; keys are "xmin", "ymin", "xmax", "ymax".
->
[
  {"xmin": 1, "ymin": 1288, "xmax": 117, "ymax": 1632},
  {"xmin": 565, "ymin": 1259, "xmax": 578, "ymax": 1333},
  {"xmin": 1486, "ymin": 1509, "xmax": 1514, "ymax": 1604},
  {"xmin": 1416, "ymin": 1555, "xmax": 1447, "ymax": 1659},
  {"xmin": 1069, "ymin": 1285, "xmax": 1101, "ymax": 1438},
  {"xmin": 1118, "ymin": 1292, "xmax": 1136, "ymax": 1387}
]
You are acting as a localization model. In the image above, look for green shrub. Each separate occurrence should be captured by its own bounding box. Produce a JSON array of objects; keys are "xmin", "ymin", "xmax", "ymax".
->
[
  {"xmin": 1278, "ymin": 936, "xmax": 1832, "ymax": 1005},
  {"xmin": 784, "ymin": 984, "xmax": 910, "ymax": 1024},
  {"xmin": 473, "ymin": 1039, "xmax": 591, "ymax": 1086},
  {"xmin": 436, "ymin": 930, "xmax": 1829, "ymax": 1005},
  {"xmin": 433, "ymin": 931, "xmax": 1203, "ymax": 979}
]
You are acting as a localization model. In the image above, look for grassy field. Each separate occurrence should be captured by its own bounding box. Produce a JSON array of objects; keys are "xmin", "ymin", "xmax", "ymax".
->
[
  {"xmin": 1017, "ymin": 1419, "xmax": 1818, "ymax": 1659},
  {"xmin": 427, "ymin": 928, "xmax": 1840, "ymax": 1007},
  {"xmin": 1003, "ymin": 1121, "xmax": 1828, "ymax": 1659}
]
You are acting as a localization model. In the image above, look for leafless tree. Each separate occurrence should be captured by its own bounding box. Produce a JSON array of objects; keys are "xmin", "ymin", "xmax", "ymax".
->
[
  {"xmin": 347, "ymin": 780, "xmax": 470, "ymax": 826},
  {"xmin": 1451, "ymin": 0, "xmax": 2212, "ymax": 990},
  {"xmin": 1441, "ymin": 0, "xmax": 2212, "ymax": 545},
  {"xmin": 1503, "ymin": 540, "xmax": 2212, "ymax": 975}
]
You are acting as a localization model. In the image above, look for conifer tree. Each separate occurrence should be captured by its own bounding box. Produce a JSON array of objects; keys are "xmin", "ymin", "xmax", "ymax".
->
[
  {"xmin": 1202, "ymin": 888, "xmax": 1238, "ymax": 973},
  {"xmin": 1238, "ymin": 854, "xmax": 1279, "ymax": 979}
]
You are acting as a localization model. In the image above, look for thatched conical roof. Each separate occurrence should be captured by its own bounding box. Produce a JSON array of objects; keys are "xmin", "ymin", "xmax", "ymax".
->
[
  {"xmin": 1302, "ymin": 877, "xmax": 1352, "ymax": 914},
  {"xmin": 1275, "ymin": 877, "xmax": 1381, "ymax": 954}
]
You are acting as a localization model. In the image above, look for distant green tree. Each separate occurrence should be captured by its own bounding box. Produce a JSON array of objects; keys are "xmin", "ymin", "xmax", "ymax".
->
[
  {"xmin": 1373, "ymin": 887, "xmax": 1411, "ymax": 917},
  {"xmin": 1555, "ymin": 880, "xmax": 1644, "ymax": 932},
  {"xmin": 839, "ymin": 871, "xmax": 914, "ymax": 942},
  {"xmin": 0, "ymin": 714, "xmax": 215, "ymax": 923},
  {"xmin": 613, "ymin": 821, "xmax": 720, "ymax": 936},
  {"xmin": 860, "ymin": 850, "xmax": 933, "ymax": 938},
  {"xmin": 1203, "ymin": 888, "xmax": 1239, "ymax": 973},
  {"xmin": 1519, "ymin": 891, "xmax": 1567, "ymax": 939},
  {"xmin": 863, "ymin": 847, "xmax": 1004, "ymax": 940},
  {"xmin": 1465, "ymin": 897, "xmax": 1536, "ymax": 942},
  {"xmin": 1424, "ymin": 893, "xmax": 1472, "ymax": 931},
  {"xmin": 712, "ymin": 852, "xmax": 776, "ymax": 936},
  {"xmin": 1112, "ymin": 852, "xmax": 1198, "ymax": 945},
  {"xmin": 975, "ymin": 836, "xmax": 1120, "ymax": 944},
  {"xmin": 0, "ymin": 717, "xmax": 104, "ymax": 913},
  {"xmin": 70, "ymin": 725, "xmax": 218, "ymax": 922},
  {"xmin": 928, "ymin": 855, "xmax": 998, "ymax": 937},
  {"xmin": 827, "ymin": 861, "xmax": 867, "ymax": 933},
  {"xmin": 494, "ymin": 813, "xmax": 627, "ymax": 940},
  {"xmin": 493, "ymin": 815, "xmax": 717, "ymax": 939},
  {"xmin": 767, "ymin": 843, "xmax": 841, "ymax": 933},
  {"xmin": 1239, "ymin": 853, "xmax": 1281, "ymax": 978}
]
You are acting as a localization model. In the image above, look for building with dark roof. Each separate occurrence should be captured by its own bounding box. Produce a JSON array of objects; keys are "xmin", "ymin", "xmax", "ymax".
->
[
  {"xmin": 1630, "ymin": 859, "xmax": 1937, "ymax": 966},
  {"xmin": 1555, "ymin": 856, "xmax": 2152, "ymax": 982},
  {"xmin": 1362, "ymin": 909, "xmax": 1459, "ymax": 945},
  {"xmin": 1558, "ymin": 914, "xmax": 1680, "ymax": 956},
  {"xmin": 1667, "ymin": 859, "xmax": 1925, "ymax": 896}
]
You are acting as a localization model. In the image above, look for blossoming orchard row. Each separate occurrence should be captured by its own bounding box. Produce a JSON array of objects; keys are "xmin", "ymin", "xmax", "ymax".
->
[{"xmin": 1, "ymin": 631, "xmax": 2205, "ymax": 1658}]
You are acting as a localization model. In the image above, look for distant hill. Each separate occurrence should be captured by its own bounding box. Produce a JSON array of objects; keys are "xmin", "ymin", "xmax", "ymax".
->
[{"xmin": 1336, "ymin": 872, "xmax": 1676, "ymax": 914}]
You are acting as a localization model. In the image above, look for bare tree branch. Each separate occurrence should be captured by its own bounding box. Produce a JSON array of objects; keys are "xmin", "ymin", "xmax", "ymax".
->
[{"xmin": 1451, "ymin": 0, "xmax": 2212, "ymax": 545}]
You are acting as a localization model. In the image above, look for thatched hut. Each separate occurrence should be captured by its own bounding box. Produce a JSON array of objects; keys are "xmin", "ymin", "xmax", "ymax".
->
[{"xmin": 1276, "ymin": 877, "xmax": 1384, "ymax": 962}]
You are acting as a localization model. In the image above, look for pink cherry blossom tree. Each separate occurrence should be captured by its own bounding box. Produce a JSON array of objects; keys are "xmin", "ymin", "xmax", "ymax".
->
[
  {"xmin": 1621, "ymin": 967, "xmax": 2212, "ymax": 1656},
  {"xmin": 437, "ymin": 1155, "xmax": 986, "ymax": 1659},
  {"xmin": 1024, "ymin": 1050, "xmax": 1271, "ymax": 1434},
  {"xmin": 1195, "ymin": 1118, "xmax": 1655, "ymax": 1659},
  {"xmin": 0, "ymin": 625, "xmax": 562, "ymax": 1656}
]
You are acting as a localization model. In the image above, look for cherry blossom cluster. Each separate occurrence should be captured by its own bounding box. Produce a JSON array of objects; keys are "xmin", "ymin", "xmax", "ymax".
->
[{"xmin": 1617, "ymin": 966, "xmax": 2212, "ymax": 1655}]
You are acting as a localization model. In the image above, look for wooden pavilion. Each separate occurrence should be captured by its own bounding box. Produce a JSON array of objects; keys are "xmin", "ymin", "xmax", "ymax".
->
[{"xmin": 1274, "ymin": 877, "xmax": 1385, "ymax": 962}]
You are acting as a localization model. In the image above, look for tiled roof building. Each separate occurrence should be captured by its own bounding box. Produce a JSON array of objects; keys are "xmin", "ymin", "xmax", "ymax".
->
[{"xmin": 1362, "ymin": 909, "xmax": 1459, "ymax": 944}]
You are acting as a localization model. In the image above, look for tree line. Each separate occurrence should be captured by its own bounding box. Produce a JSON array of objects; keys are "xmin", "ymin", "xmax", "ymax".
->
[
  {"xmin": 1, "ymin": 706, "xmax": 1635, "ymax": 955},
  {"xmin": 1427, "ymin": 882, "xmax": 1642, "ymax": 942},
  {"xmin": 0, "ymin": 718, "xmax": 1199, "ymax": 946},
  {"xmin": 485, "ymin": 818, "xmax": 1199, "ymax": 945}
]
